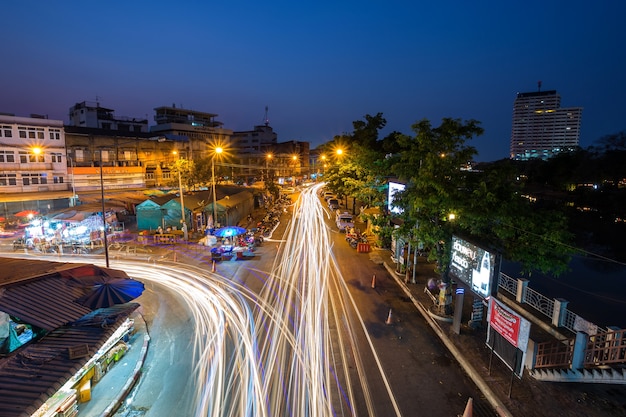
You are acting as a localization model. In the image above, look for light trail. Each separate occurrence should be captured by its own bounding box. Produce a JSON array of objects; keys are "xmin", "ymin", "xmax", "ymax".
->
[{"xmin": 3, "ymin": 182, "xmax": 402, "ymax": 416}]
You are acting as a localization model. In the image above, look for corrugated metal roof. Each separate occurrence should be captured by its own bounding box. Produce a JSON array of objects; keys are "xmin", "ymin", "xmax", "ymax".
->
[
  {"xmin": 0, "ymin": 261, "xmax": 134, "ymax": 331},
  {"xmin": 0, "ymin": 259, "xmax": 143, "ymax": 416},
  {"xmin": 0, "ymin": 303, "xmax": 139, "ymax": 417}
]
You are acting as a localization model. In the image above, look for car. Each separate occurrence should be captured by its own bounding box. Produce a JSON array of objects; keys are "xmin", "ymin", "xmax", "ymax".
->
[
  {"xmin": 282, "ymin": 187, "xmax": 296, "ymax": 194},
  {"xmin": 327, "ymin": 198, "xmax": 339, "ymax": 210},
  {"xmin": 335, "ymin": 211, "xmax": 354, "ymax": 232}
]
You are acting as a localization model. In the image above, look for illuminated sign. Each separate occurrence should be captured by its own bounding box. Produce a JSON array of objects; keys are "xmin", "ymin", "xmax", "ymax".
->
[
  {"xmin": 388, "ymin": 181, "xmax": 406, "ymax": 214},
  {"xmin": 449, "ymin": 235, "xmax": 498, "ymax": 299}
]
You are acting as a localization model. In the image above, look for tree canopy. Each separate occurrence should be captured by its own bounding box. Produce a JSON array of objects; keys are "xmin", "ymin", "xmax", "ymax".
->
[{"xmin": 323, "ymin": 114, "xmax": 577, "ymax": 279}]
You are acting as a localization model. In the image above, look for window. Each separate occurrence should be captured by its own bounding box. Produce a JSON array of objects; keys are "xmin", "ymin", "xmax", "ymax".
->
[
  {"xmin": 53, "ymin": 176, "xmax": 64, "ymax": 184},
  {"xmin": 49, "ymin": 129, "xmax": 61, "ymax": 140},
  {"xmin": 19, "ymin": 151, "xmax": 27, "ymax": 164},
  {"xmin": 0, "ymin": 173, "xmax": 17, "ymax": 186},
  {"xmin": 51, "ymin": 153, "xmax": 62, "ymax": 163},
  {"xmin": 0, "ymin": 151, "xmax": 15, "ymax": 163},
  {"xmin": 19, "ymin": 130, "xmax": 27, "ymax": 139},
  {"xmin": 22, "ymin": 173, "xmax": 47, "ymax": 186},
  {"xmin": 0, "ymin": 126, "xmax": 12, "ymax": 138}
]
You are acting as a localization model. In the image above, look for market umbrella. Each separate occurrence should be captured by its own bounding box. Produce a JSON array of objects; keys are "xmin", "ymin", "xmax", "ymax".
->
[
  {"xmin": 14, "ymin": 210, "xmax": 39, "ymax": 217},
  {"xmin": 213, "ymin": 226, "xmax": 247, "ymax": 237},
  {"xmin": 75, "ymin": 277, "xmax": 145, "ymax": 309},
  {"xmin": 61, "ymin": 264, "xmax": 145, "ymax": 309}
]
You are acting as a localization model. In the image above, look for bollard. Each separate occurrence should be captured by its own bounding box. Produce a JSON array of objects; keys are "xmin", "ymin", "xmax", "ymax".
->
[
  {"xmin": 371, "ymin": 274, "xmax": 376, "ymax": 289},
  {"xmin": 211, "ymin": 260, "xmax": 216, "ymax": 272},
  {"xmin": 386, "ymin": 309, "xmax": 393, "ymax": 325}
]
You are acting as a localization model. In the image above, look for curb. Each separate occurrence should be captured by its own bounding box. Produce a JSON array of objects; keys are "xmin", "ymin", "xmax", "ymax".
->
[
  {"xmin": 99, "ymin": 314, "xmax": 151, "ymax": 417},
  {"xmin": 382, "ymin": 261, "xmax": 513, "ymax": 417}
]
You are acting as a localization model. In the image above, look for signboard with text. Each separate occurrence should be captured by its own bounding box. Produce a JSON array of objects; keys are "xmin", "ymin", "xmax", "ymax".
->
[
  {"xmin": 449, "ymin": 235, "xmax": 499, "ymax": 299},
  {"xmin": 486, "ymin": 297, "xmax": 531, "ymax": 378}
]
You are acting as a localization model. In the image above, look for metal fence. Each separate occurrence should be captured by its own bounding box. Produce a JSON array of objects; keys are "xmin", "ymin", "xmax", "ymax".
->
[{"xmin": 497, "ymin": 272, "xmax": 606, "ymax": 335}]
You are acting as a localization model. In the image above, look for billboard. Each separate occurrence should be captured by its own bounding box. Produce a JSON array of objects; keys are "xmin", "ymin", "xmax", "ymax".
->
[
  {"xmin": 449, "ymin": 235, "xmax": 498, "ymax": 299},
  {"xmin": 388, "ymin": 181, "xmax": 406, "ymax": 214}
]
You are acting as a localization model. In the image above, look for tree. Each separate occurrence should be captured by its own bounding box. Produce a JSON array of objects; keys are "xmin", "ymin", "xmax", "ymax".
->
[
  {"xmin": 170, "ymin": 158, "xmax": 195, "ymax": 190},
  {"xmin": 321, "ymin": 113, "xmax": 389, "ymax": 209},
  {"xmin": 391, "ymin": 119, "xmax": 574, "ymax": 283},
  {"xmin": 391, "ymin": 118, "xmax": 482, "ymax": 282}
]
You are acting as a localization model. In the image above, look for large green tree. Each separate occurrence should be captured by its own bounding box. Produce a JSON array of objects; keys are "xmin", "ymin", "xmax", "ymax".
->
[{"xmin": 390, "ymin": 118, "xmax": 574, "ymax": 281}]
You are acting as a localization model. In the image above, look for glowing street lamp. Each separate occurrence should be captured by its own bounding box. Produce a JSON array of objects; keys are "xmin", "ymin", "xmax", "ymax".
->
[
  {"xmin": 265, "ymin": 153, "xmax": 273, "ymax": 182},
  {"xmin": 211, "ymin": 146, "xmax": 224, "ymax": 227}
]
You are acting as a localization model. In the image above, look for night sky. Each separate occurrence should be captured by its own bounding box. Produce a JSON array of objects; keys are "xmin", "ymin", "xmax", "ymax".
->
[{"xmin": 3, "ymin": 1, "xmax": 625, "ymax": 161}]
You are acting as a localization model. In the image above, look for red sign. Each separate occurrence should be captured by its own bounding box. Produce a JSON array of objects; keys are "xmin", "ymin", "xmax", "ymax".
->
[{"xmin": 488, "ymin": 298, "xmax": 521, "ymax": 347}]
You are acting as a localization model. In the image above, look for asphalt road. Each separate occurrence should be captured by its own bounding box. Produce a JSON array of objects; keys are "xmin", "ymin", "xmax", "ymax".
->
[{"xmin": 322, "ymin": 203, "xmax": 491, "ymax": 416}]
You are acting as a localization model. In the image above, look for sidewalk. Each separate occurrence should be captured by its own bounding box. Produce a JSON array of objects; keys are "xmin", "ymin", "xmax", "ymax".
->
[{"xmin": 78, "ymin": 311, "xmax": 150, "ymax": 417}]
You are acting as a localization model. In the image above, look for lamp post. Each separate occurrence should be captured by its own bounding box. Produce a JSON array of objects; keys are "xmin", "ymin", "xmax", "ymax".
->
[
  {"xmin": 67, "ymin": 155, "xmax": 77, "ymax": 207},
  {"xmin": 265, "ymin": 153, "xmax": 272, "ymax": 184},
  {"xmin": 291, "ymin": 155, "xmax": 298, "ymax": 186},
  {"xmin": 98, "ymin": 150, "xmax": 110, "ymax": 268},
  {"xmin": 212, "ymin": 147, "xmax": 223, "ymax": 228},
  {"xmin": 172, "ymin": 151, "xmax": 186, "ymax": 227}
]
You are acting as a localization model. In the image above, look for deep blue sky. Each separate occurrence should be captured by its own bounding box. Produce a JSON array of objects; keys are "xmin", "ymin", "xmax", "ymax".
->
[{"xmin": 3, "ymin": 1, "xmax": 625, "ymax": 161}]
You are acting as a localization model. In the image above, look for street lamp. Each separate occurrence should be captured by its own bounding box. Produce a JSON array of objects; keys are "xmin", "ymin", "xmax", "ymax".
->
[
  {"xmin": 211, "ymin": 146, "xmax": 223, "ymax": 228},
  {"xmin": 291, "ymin": 155, "xmax": 298, "ymax": 185},
  {"xmin": 98, "ymin": 149, "xmax": 110, "ymax": 268},
  {"xmin": 67, "ymin": 155, "xmax": 77, "ymax": 206},
  {"xmin": 172, "ymin": 151, "xmax": 186, "ymax": 228},
  {"xmin": 265, "ymin": 153, "xmax": 272, "ymax": 183}
]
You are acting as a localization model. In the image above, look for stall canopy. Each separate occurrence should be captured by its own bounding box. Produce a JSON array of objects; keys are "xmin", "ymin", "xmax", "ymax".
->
[
  {"xmin": 204, "ymin": 191, "xmax": 254, "ymax": 227},
  {"xmin": 136, "ymin": 199, "xmax": 164, "ymax": 231}
]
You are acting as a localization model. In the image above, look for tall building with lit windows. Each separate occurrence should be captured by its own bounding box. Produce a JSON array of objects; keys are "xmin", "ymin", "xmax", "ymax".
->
[{"xmin": 510, "ymin": 89, "xmax": 582, "ymax": 160}]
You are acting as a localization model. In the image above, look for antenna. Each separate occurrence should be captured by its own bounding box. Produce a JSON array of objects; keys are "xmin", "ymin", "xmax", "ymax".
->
[
  {"xmin": 538, "ymin": 80, "xmax": 542, "ymax": 92},
  {"xmin": 264, "ymin": 106, "xmax": 269, "ymax": 126}
]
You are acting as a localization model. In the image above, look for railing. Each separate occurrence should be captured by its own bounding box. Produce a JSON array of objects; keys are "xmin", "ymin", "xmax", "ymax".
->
[
  {"xmin": 498, "ymin": 272, "xmax": 606, "ymax": 335},
  {"xmin": 497, "ymin": 273, "xmax": 517, "ymax": 295},
  {"xmin": 585, "ymin": 329, "xmax": 626, "ymax": 367},
  {"xmin": 535, "ymin": 338, "xmax": 575, "ymax": 369},
  {"xmin": 524, "ymin": 286, "xmax": 555, "ymax": 321},
  {"xmin": 499, "ymin": 272, "xmax": 626, "ymax": 370}
]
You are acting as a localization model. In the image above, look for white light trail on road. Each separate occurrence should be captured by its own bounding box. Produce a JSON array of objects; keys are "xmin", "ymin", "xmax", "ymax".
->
[{"xmin": 13, "ymin": 182, "xmax": 400, "ymax": 416}]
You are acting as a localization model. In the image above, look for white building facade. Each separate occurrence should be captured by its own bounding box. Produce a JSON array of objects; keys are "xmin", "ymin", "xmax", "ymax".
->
[
  {"xmin": 510, "ymin": 90, "xmax": 583, "ymax": 160},
  {"xmin": 0, "ymin": 114, "xmax": 70, "ymax": 194}
]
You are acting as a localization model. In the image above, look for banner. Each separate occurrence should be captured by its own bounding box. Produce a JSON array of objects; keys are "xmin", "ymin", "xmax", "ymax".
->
[{"xmin": 487, "ymin": 297, "xmax": 530, "ymax": 351}]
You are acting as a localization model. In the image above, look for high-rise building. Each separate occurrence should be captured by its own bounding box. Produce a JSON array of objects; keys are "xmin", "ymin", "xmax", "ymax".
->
[{"xmin": 510, "ymin": 89, "xmax": 582, "ymax": 160}]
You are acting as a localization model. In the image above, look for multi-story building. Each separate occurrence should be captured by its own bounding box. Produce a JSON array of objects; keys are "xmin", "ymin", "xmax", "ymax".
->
[
  {"xmin": 149, "ymin": 105, "xmax": 233, "ymax": 160},
  {"xmin": 0, "ymin": 114, "xmax": 69, "ymax": 194},
  {"xmin": 231, "ymin": 122, "xmax": 278, "ymax": 182},
  {"xmin": 69, "ymin": 101, "xmax": 149, "ymax": 133},
  {"xmin": 64, "ymin": 126, "xmax": 179, "ymax": 190},
  {"xmin": 510, "ymin": 89, "xmax": 582, "ymax": 160}
]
